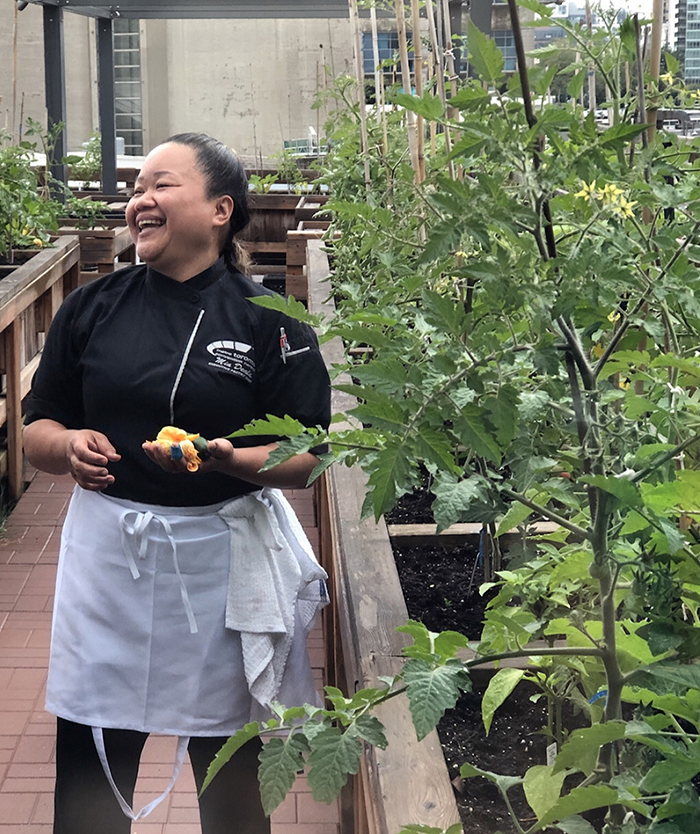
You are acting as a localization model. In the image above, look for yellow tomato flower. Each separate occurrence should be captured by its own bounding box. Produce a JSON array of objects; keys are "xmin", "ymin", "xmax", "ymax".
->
[
  {"xmin": 574, "ymin": 181, "xmax": 597, "ymax": 201},
  {"xmin": 607, "ymin": 311, "xmax": 621, "ymax": 323},
  {"xmin": 660, "ymin": 72, "xmax": 674, "ymax": 86},
  {"xmin": 592, "ymin": 343, "xmax": 605, "ymax": 358},
  {"xmin": 600, "ymin": 183, "xmax": 624, "ymax": 205},
  {"xmin": 153, "ymin": 425, "xmax": 202, "ymax": 471},
  {"xmin": 32, "ymin": 238, "xmax": 43, "ymax": 248}
]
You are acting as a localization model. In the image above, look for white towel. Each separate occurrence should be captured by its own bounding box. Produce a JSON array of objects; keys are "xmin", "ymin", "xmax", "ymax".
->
[{"xmin": 217, "ymin": 488, "xmax": 328, "ymax": 708}]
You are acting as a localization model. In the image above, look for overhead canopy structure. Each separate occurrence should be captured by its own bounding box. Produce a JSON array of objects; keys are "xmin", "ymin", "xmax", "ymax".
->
[
  {"xmin": 23, "ymin": 0, "xmax": 369, "ymax": 19},
  {"xmin": 20, "ymin": 0, "xmax": 468, "ymax": 194}
]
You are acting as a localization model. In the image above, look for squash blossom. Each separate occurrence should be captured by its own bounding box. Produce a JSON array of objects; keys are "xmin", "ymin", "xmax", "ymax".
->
[{"xmin": 153, "ymin": 425, "xmax": 203, "ymax": 472}]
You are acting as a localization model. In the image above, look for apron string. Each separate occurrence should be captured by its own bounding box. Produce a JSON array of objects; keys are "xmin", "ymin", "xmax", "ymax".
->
[
  {"xmin": 119, "ymin": 509, "xmax": 198, "ymax": 634},
  {"xmin": 92, "ymin": 727, "xmax": 190, "ymax": 822}
]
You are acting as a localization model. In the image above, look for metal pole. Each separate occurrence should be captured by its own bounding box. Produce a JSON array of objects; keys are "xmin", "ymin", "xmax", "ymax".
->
[
  {"xmin": 97, "ymin": 17, "xmax": 118, "ymax": 195},
  {"xmin": 43, "ymin": 3, "xmax": 67, "ymax": 194}
]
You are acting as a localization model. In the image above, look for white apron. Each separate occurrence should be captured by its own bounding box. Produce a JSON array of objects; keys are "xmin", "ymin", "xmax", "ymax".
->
[{"xmin": 46, "ymin": 485, "xmax": 328, "ymax": 820}]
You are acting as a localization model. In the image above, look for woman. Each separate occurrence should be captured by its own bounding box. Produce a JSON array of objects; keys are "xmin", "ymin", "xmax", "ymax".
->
[{"xmin": 23, "ymin": 133, "xmax": 331, "ymax": 834}]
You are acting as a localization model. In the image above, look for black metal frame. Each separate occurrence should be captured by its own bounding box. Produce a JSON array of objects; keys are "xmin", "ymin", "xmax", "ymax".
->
[{"xmin": 22, "ymin": 0, "xmax": 473, "ymax": 193}]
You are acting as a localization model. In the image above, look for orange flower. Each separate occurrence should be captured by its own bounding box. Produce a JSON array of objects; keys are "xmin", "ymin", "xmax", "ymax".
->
[{"xmin": 154, "ymin": 425, "xmax": 202, "ymax": 472}]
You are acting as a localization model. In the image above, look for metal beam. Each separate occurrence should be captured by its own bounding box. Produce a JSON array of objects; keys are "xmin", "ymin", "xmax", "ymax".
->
[
  {"xmin": 42, "ymin": 3, "xmax": 67, "ymax": 194},
  {"xmin": 23, "ymin": 0, "xmax": 389, "ymax": 19},
  {"xmin": 96, "ymin": 18, "xmax": 118, "ymax": 195}
]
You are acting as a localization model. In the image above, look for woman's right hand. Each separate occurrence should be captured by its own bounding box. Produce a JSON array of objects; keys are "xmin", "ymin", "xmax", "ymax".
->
[{"xmin": 64, "ymin": 430, "xmax": 121, "ymax": 490}]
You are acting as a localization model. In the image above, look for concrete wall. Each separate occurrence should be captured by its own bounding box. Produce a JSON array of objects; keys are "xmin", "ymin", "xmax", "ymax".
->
[
  {"xmin": 0, "ymin": 4, "xmax": 95, "ymax": 149},
  {"xmin": 149, "ymin": 18, "xmax": 352, "ymax": 160},
  {"xmin": 0, "ymin": 5, "xmax": 353, "ymax": 163}
]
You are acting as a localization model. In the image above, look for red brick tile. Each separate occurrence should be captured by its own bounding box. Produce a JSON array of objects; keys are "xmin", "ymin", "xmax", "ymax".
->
[
  {"xmin": 0, "ymin": 826, "xmax": 53, "ymax": 834},
  {"xmin": 270, "ymin": 792, "xmax": 297, "ymax": 823},
  {"xmin": 6, "ymin": 763, "xmax": 55, "ymax": 779},
  {"xmin": 131, "ymin": 794, "xmax": 170, "ymax": 823},
  {"xmin": 0, "ymin": 736, "xmax": 20, "ymax": 751},
  {"xmin": 2, "ymin": 777, "xmax": 55, "ymax": 792},
  {"xmin": 0, "ymin": 711, "xmax": 31, "ymax": 735},
  {"xmin": 12, "ymin": 735, "xmax": 54, "ymax": 763},
  {"xmin": 271, "ymin": 824, "xmax": 338, "ymax": 834},
  {"xmin": 167, "ymin": 805, "xmax": 201, "ymax": 824},
  {"xmin": 131, "ymin": 825, "xmax": 165, "ymax": 834},
  {"xmin": 12, "ymin": 599, "xmax": 50, "ymax": 616},
  {"xmin": 0, "ymin": 697, "xmax": 37, "ymax": 712},
  {"xmin": 170, "ymin": 791, "xmax": 198, "ymax": 808},
  {"xmin": 0, "ymin": 631, "xmax": 32, "ymax": 649},
  {"xmin": 9, "ymin": 670, "xmax": 47, "ymax": 691},
  {"xmin": 0, "ymin": 792, "xmax": 37, "ymax": 822},
  {"xmin": 160, "ymin": 825, "xmax": 201, "ymax": 834},
  {"xmin": 30, "ymin": 792, "xmax": 54, "ymax": 824}
]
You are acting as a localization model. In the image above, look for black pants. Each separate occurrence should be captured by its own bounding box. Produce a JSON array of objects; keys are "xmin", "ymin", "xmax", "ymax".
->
[{"xmin": 53, "ymin": 717, "xmax": 270, "ymax": 834}]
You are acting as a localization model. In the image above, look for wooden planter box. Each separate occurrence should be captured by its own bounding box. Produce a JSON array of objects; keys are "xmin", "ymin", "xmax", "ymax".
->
[
  {"xmin": 0, "ymin": 236, "xmax": 81, "ymax": 500},
  {"xmin": 295, "ymin": 194, "xmax": 330, "ymax": 222},
  {"xmin": 307, "ymin": 240, "xmax": 462, "ymax": 834},
  {"xmin": 56, "ymin": 225, "xmax": 136, "ymax": 286},
  {"xmin": 286, "ymin": 221, "xmax": 337, "ymax": 301}
]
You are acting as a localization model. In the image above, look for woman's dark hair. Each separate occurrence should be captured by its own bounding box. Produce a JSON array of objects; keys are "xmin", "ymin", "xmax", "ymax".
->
[{"xmin": 165, "ymin": 132, "xmax": 251, "ymax": 274}]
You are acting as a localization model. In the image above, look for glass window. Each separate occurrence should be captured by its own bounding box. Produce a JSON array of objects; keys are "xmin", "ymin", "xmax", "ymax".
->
[
  {"xmin": 493, "ymin": 30, "xmax": 517, "ymax": 73},
  {"xmin": 361, "ymin": 31, "xmax": 413, "ymax": 77},
  {"xmin": 113, "ymin": 19, "xmax": 143, "ymax": 155}
]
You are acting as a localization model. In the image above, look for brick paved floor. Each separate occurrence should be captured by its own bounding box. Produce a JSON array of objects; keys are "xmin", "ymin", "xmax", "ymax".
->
[{"xmin": 0, "ymin": 467, "xmax": 339, "ymax": 833}]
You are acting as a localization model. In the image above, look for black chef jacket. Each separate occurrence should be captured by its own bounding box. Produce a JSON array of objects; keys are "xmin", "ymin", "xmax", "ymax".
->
[{"xmin": 24, "ymin": 258, "xmax": 331, "ymax": 506}]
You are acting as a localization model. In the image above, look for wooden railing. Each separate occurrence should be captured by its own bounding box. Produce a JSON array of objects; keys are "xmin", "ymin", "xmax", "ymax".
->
[
  {"xmin": 308, "ymin": 240, "xmax": 462, "ymax": 834},
  {"xmin": 1, "ymin": 236, "xmax": 81, "ymax": 500}
]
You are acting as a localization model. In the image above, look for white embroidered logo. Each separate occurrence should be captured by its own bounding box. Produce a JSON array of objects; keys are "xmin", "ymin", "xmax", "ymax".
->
[{"xmin": 206, "ymin": 340, "xmax": 254, "ymax": 382}]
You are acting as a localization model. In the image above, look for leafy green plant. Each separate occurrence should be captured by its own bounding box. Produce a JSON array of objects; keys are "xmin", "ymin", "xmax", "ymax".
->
[
  {"xmin": 0, "ymin": 126, "xmax": 61, "ymax": 260},
  {"xmin": 272, "ymin": 148, "xmax": 305, "ymax": 191},
  {"xmin": 248, "ymin": 172, "xmax": 279, "ymax": 193},
  {"xmin": 215, "ymin": 4, "xmax": 700, "ymax": 832},
  {"xmin": 64, "ymin": 130, "xmax": 102, "ymax": 188}
]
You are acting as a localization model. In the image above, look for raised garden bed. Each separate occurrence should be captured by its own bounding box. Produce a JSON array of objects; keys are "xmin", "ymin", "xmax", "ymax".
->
[
  {"xmin": 307, "ymin": 237, "xmax": 590, "ymax": 834},
  {"xmin": 309, "ymin": 239, "xmax": 462, "ymax": 834},
  {"xmin": 55, "ymin": 224, "xmax": 135, "ymax": 286},
  {"xmin": 0, "ymin": 236, "xmax": 81, "ymax": 499}
]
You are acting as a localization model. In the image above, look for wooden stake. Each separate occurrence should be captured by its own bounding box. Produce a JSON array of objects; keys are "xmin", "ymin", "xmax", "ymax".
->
[
  {"xmin": 394, "ymin": 0, "xmax": 421, "ymax": 184},
  {"xmin": 348, "ymin": 0, "xmax": 372, "ymax": 192},
  {"xmin": 410, "ymin": 0, "xmax": 426, "ymax": 182},
  {"xmin": 370, "ymin": 6, "xmax": 390, "ymax": 156},
  {"xmin": 425, "ymin": 0, "xmax": 455, "ymax": 178},
  {"xmin": 12, "ymin": 0, "xmax": 18, "ymax": 142},
  {"xmin": 585, "ymin": 0, "xmax": 596, "ymax": 112},
  {"xmin": 646, "ymin": 0, "xmax": 664, "ymax": 143},
  {"xmin": 440, "ymin": 0, "xmax": 459, "ymax": 106}
]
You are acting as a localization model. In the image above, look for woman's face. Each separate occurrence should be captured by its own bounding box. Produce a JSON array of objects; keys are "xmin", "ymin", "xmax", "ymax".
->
[{"xmin": 126, "ymin": 142, "xmax": 232, "ymax": 281}]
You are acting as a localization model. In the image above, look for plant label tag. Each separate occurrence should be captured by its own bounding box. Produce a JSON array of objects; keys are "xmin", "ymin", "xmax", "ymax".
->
[{"xmin": 546, "ymin": 742, "xmax": 557, "ymax": 767}]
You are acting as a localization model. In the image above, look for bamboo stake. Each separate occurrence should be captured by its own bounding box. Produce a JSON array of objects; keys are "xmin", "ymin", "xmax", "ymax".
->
[
  {"xmin": 646, "ymin": 0, "xmax": 664, "ymax": 143},
  {"xmin": 585, "ymin": 0, "xmax": 596, "ymax": 112},
  {"xmin": 425, "ymin": 0, "xmax": 455, "ymax": 178},
  {"xmin": 348, "ymin": 0, "xmax": 372, "ymax": 192},
  {"xmin": 428, "ymin": 49, "xmax": 437, "ymax": 155},
  {"xmin": 370, "ymin": 6, "xmax": 389, "ymax": 155},
  {"xmin": 12, "ymin": 0, "xmax": 19, "ymax": 142},
  {"xmin": 394, "ymin": 0, "xmax": 422, "ymax": 184},
  {"xmin": 440, "ymin": 0, "xmax": 459, "ymax": 106},
  {"xmin": 410, "ymin": 0, "xmax": 426, "ymax": 182}
]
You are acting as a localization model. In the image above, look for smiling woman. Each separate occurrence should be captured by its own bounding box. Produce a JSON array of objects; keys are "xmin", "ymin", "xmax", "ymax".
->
[
  {"xmin": 21, "ymin": 133, "xmax": 331, "ymax": 834},
  {"xmin": 126, "ymin": 140, "xmax": 236, "ymax": 282}
]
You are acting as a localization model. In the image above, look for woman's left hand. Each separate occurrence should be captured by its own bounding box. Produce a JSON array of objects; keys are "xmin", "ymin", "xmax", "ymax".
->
[{"xmin": 142, "ymin": 439, "xmax": 193, "ymax": 474}]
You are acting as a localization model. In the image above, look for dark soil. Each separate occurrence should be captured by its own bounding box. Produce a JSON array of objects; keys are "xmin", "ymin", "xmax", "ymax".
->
[{"xmin": 389, "ymin": 488, "xmax": 597, "ymax": 833}]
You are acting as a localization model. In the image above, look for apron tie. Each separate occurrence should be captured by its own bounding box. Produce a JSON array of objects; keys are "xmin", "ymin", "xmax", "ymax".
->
[
  {"xmin": 92, "ymin": 727, "xmax": 189, "ymax": 821},
  {"xmin": 119, "ymin": 509, "xmax": 198, "ymax": 634}
]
